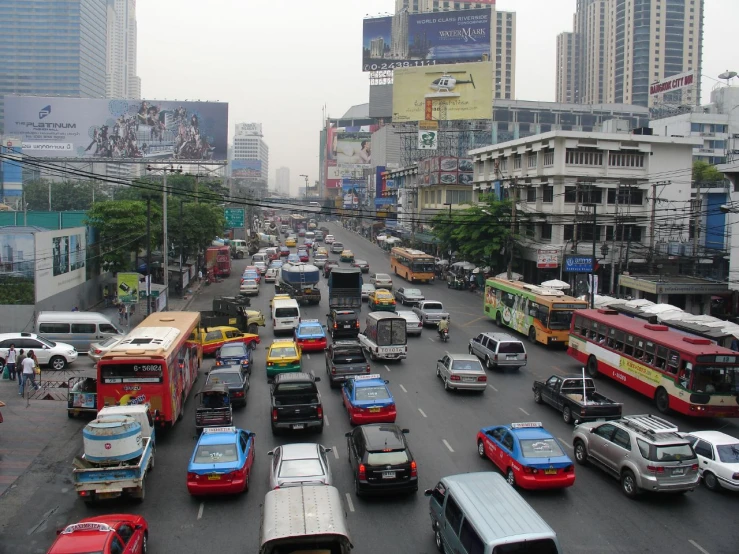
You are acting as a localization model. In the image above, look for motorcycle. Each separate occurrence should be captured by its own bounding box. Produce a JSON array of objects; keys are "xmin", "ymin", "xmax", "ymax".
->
[{"xmin": 438, "ymin": 328, "xmax": 450, "ymax": 342}]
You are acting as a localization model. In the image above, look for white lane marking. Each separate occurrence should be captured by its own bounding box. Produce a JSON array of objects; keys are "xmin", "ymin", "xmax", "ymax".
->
[
  {"xmin": 399, "ymin": 384, "xmax": 408, "ymax": 393},
  {"xmin": 324, "ymin": 414, "xmax": 329, "ymax": 427},
  {"xmin": 689, "ymin": 540, "xmax": 711, "ymax": 554},
  {"xmin": 384, "ymin": 364, "xmax": 391, "ymax": 372},
  {"xmin": 558, "ymin": 437, "xmax": 573, "ymax": 449},
  {"xmin": 442, "ymin": 439, "xmax": 455, "ymax": 453},
  {"xmin": 306, "ymin": 354, "xmax": 311, "ymax": 360},
  {"xmin": 428, "ymin": 337, "xmax": 435, "ymax": 342},
  {"xmin": 418, "ymin": 408, "xmax": 428, "ymax": 418},
  {"xmin": 332, "ymin": 446, "xmax": 339, "ymax": 460},
  {"xmin": 519, "ymin": 407, "xmax": 530, "ymax": 416},
  {"xmin": 197, "ymin": 502, "xmax": 204, "ymax": 520},
  {"xmin": 488, "ymin": 384, "xmax": 498, "ymax": 392},
  {"xmin": 345, "ymin": 493, "xmax": 355, "ymax": 512}
]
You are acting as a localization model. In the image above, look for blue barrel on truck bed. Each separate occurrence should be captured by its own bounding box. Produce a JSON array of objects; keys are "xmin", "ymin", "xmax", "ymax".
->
[
  {"xmin": 277, "ymin": 263, "xmax": 321, "ymax": 304},
  {"xmin": 328, "ymin": 268, "xmax": 363, "ymax": 309}
]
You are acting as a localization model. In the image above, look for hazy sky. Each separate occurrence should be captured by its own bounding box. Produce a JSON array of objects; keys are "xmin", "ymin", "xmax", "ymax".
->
[{"xmin": 138, "ymin": 0, "xmax": 739, "ymax": 195}]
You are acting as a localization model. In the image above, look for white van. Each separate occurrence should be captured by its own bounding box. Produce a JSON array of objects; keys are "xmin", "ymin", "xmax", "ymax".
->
[
  {"xmin": 272, "ymin": 298, "xmax": 300, "ymax": 335},
  {"xmin": 37, "ymin": 311, "xmax": 123, "ymax": 352}
]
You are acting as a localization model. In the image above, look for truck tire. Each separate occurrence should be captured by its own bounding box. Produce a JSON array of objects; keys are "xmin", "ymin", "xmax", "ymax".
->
[
  {"xmin": 133, "ymin": 480, "xmax": 145, "ymax": 502},
  {"xmin": 533, "ymin": 388, "xmax": 543, "ymax": 404},
  {"xmin": 495, "ymin": 313, "xmax": 502, "ymax": 327},
  {"xmin": 562, "ymin": 406, "xmax": 573, "ymax": 424}
]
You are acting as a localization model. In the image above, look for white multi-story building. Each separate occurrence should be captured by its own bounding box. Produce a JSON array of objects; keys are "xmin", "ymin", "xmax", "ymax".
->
[
  {"xmin": 106, "ymin": 0, "xmax": 141, "ymax": 99},
  {"xmin": 275, "ymin": 167, "xmax": 290, "ymax": 196},
  {"xmin": 470, "ymin": 129, "xmax": 700, "ymax": 286},
  {"xmin": 233, "ymin": 123, "xmax": 269, "ymax": 182}
]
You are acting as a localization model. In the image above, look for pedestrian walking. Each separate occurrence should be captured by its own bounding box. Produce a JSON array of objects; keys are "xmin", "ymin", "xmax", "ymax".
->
[
  {"xmin": 118, "ymin": 304, "xmax": 125, "ymax": 325},
  {"xmin": 19, "ymin": 349, "xmax": 40, "ymax": 396},
  {"xmin": 5, "ymin": 343, "xmax": 17, "ymax": 381},
  {"xmin": 15, "ymin": 349, "xmax": 25, "ymax": 383}
]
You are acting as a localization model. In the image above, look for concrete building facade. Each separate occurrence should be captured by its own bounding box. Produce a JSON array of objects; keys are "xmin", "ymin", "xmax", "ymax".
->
[
  {"xmin": 106, "ymin": 0, "xmax": 141, "ymax": 99},
  {"xmin": 556, "ymin": 32, "xmax": 577, "ymax": 103},
  {"xmin": 233, "ymin": 123, "xmax": 269, "ymax": 182},
  {"xmin": 275, "ymin": 166, "xmax": 290, "ymax": 196}
]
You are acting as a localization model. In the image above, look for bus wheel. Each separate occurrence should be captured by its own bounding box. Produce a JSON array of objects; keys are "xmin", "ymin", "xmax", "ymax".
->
[
  {"xmin": 495, "ymin": 313, "xmax": 502, "ymax": 327},
  {"xmin": 586, "ymin": 356, "xmax": 599, "ymax": 378},
  {"xmin": 654, "ymin": 388, "xmax": 670, "ymax": 414},
  {"xmin": 528, "ymin": 327, "xmax": 537, "ymax": 343}
]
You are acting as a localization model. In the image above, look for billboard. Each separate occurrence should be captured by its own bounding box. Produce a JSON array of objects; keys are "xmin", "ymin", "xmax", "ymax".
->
[
  {"xmin": 393, "ymin": 62, "xmax": 493, "ymax": 122},
  {"xmin": 4, "ymin": 95, "xmax": 228, "ymax": 160},
  {"xmin": 232, "ymin": 160, "xmax": 262, "ymax": 179},
  {"xmin": 649, "ymin": 71, "xmax": 695, "ymax": 97},
  {"xmin": 362, "ymin": 8, "xmax": 492, "ymax": 72},
  {"xmin": 0, "ymin": 230, "xmax": 35, "ymax": 305},
  {"xmin": 35, "ymin": 227, "xmax": 86, "ymax": 303},
  {"xmin": 329, "ymin": 132, "xmax": 372, "ymax": 165},
  {"xmin": 117, "ymin": 272, "xmax": 140, "ymax": 304},
  {"xmin": 418, "ymin": 121, "xmax": 439, "ymax": 150}
]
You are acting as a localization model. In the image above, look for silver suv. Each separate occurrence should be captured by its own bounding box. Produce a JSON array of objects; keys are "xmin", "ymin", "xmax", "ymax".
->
[
  {"xmin": 468, "ymin": 332, "xmax": 527, "ymax": 370},
  {"xmin": 572, "ymin": 414, "xmax": 699, "ymax": 499}
]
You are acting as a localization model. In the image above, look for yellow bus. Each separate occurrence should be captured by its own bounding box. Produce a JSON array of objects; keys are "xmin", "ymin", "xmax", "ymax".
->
[
  {"xmin": 484, "ymin": 278, "xmax": 588, "ymax": 346},
  {"xmin": 390, "ymin": 247, "xmax": 436, "ymax": 283}
]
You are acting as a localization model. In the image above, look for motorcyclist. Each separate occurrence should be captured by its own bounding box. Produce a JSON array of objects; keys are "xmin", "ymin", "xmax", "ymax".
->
[{"xmin": 437, "ymin": 316, "xmax": 449, "ymax": 338}]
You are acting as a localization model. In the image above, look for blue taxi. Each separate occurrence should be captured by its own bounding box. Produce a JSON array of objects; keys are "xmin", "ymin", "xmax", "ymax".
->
[
  {"xmin": 187, "ymin": 426, "xmax": 256, "ymax": 496},
  {"xmin": 215, "ymin": 341, "xmax": 253, "ymax": 375},
  {"xmin": 294, "ymin": 319, "xmax": 327, "ymax": 352},
  {"xmin": 476, "ymin": 422, "xmax": 575, "ymax": 490},
  {"xmin": 342, "ymin": 374, "xmax": 396, "ymax": 425}
]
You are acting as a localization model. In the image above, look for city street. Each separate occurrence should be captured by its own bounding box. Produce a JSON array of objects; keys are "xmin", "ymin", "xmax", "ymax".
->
[{"xmin": 1, "ymin": 222, "xmax": 738, "ymax": 554}]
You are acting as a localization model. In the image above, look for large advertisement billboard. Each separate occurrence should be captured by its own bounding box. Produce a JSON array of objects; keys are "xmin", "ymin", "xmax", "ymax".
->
[
  {"xmin": 35, "ymin": 227, "xmax": 87, "ymax": 303},
  {"xmin": 362, "ymin": 8, "xmax": 492, "ymax": 72},
  {"xmin": 649, "ymin": 71, "xmax": 696, "ymax": 97},
  {"xmin": 232, "ymin": 160, "xmax": 262, "ymax": 179},
  {"xmin": 392, "ymin": 62, "xmax": 493, "ymax": 122},
  {"xmin": 4, "ymin": 95, "xmax": 228, "ymax": 160}
]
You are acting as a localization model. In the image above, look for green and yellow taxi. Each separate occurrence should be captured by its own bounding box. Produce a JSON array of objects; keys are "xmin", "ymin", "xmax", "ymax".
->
[
  {"xmin": 285, "ymin": 237, "xmax": 297, "ymax": 247},
  {"xmin": 368, "ymin": 289, "xmax": 397, "ymax": 312},
  {"xmin": 266, "ymin": 339, "xmax": 302, "ymax": 378},
  {"xmin": 340, "ymin": 249, "xmax": 355, "ymax": 262}
]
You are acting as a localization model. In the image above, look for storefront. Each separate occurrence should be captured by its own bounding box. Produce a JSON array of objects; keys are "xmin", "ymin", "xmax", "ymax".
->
[{"xmin": 618, "ymin": 274, "xmax": 729, "ymax": 315}]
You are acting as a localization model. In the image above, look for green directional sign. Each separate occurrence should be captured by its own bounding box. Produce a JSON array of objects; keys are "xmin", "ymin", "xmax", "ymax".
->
[{"xmin": 224, "ymin": 208, "xmax": 245, "ymax": 229}]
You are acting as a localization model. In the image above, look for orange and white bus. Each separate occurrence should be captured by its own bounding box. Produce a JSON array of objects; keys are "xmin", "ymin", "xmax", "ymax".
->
[
  {"xmin": 569, "ymin": 309, "xmax": 739, "ymax": 417},
  {"xmin": 390, "ymin": 247, "xmax": 435, "ymax": 283},
  {"xmin": 97, "ymin": 312, "xmax": 203, "ymax": 427}
]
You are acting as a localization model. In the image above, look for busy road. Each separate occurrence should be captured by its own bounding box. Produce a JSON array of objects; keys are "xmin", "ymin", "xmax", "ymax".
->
[{"xmin": 2, "ymin": 221, "xmax": 738, "ymax": 554}]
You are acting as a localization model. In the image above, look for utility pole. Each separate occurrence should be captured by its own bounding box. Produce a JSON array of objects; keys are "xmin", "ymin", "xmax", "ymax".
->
[
  {"xmin": 48, "ymin": 182, "xmax": 51, "ymax": 211},
  {"xmin": 610, "ymin": 184, "xmax": 620, "ymax": 296},
  {"xmin": 572, "ymin": 181, "xmax": 581, "ymax": 254},
  {"xmin": 507, "ymin": 178, "xmax": 517, "ymax": 280},
  {"xmin": 692, "ymin": 196, "xmax": 702, "ymax": 261},
  {"xmin": 180, "ymin": 200, "xmax": 185, "ymax": 297},
  {"xmin": 591, "ymin": 204, "xmax": 597, "ymax": 308},
  {"xmin": 146, "ymin": 198, "xmax": 152, "ymax": 315},
  {"xmin": 648, "ymin": 181, "xmax": 669, "ymax": 272}
]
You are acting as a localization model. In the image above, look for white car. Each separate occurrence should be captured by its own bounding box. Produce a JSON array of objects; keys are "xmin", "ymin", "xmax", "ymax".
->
[
  {"xmin": 267, "ymin": 443, "xmax": 333, "ymax": 490},
  {"xmin": 88, "ymin": 335, "xmax": 124, "ymax": 362},
  {"xmin": 264, "ymin": 267, "xmax": 279, "ymax": 283},
  {"xmin": 239, "ymin": 279, "xmax": 260, "ymax": 296},
  {"xmin": 330, "ymin": 242, "xmax": 344, "ymax": 254},
  {"xmin": 361, "ymin": 283, "xmax": 376, "ymax": 302},
  {"xmin": 254, "ymin": 261, "xmax": 268, "ymax": 275},
  {"xmin": 0, "ymin": 332, "xmax": 78, "ymax": 370},
  {"xmin": 325, "ymin": 235, "xmax": 335, "ymax": 244},
  {"xmin": 395, "ymin": 310, "xmax": 423, "ymax": 336},
  {"xmin": 682, "ymin": 430, "xmax": 739, "ymax": 491},
  {"xmin": 370, "ymin": 273, "xmax": 393, "ymax": 290}
]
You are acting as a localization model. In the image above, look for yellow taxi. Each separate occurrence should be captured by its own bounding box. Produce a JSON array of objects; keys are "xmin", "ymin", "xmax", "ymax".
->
[
  {"xmin": 266, "ymin": 339, "xmax": 302, "ymax": 378},
  {"xmin": 285, "ymin": 237, "xmax": 297, "ymax": 247},
  {"xmin": 340, "ymin": 249, "xmax": 355, "ymax": 262},
  {"xmin": 196, "ymin": 326, "xmax": 260, "ymax": 355},
  {"xmin": 368, "ymin": 289, "xmax": 396, "ymax": 312},
  {"xmin": 315, "ymin": 246, "xmax": 328, "ymax": 257}
]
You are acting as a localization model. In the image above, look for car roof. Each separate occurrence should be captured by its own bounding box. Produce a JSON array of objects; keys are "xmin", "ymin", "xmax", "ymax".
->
[
  {"xmin": 448, "ymin": 354, "xmax": 479, "ymax": 362},
  {"xmin": 270, "ymin": 340, "xmax": 297, "ymax": 347},
  {"xmin": 396, "ymin": 311, "xmax": 419, "ymax": 318},
  {"xmin": 0, "ymin": 332, "xmax": 43, "ymax": 340},
  {"xmin": 333, "ymin": 339, "xmax": 362, "ymax": 348},
  {"xmin": 374, "ymin": 289, "xmax": 393, "ymax": 295},
  {"xmin": 209, "ymin": 367, "xmax": 242, "ymax": 376},
  {"xmin": 480, "ymin": 332, "xmax": 522, "ymax": 342},
  {"xmin": 274, "ymin": 372, "xmax": 316, "ymax": 383},
  {"xmin": 686, "ymin": 430, "xmax": 739, "ymax": 445},
  {"xmin": 198, "ymin": 427, "xmax": 244, "ymax": 445},
  {"xmin": 280, "ymin": 443, "xmax": 320, "ymax": 460},
  {"xmin": 360, "ymin": 424, "xmax": 406, "ymax": 450},
  {"xmin": 220, "ymin": 342, "xmax": 247, "ymax": 350},
  {"xmin": 505, "ymin": 425, "xmax": 554, "ymax": 440},
  {"xmin": 51, "ymin": 523, "xmax": 114, "ymax": 553}
]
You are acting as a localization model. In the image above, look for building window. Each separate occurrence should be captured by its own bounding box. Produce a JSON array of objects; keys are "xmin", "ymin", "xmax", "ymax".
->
[
  {"xmin": 541, "ymin": 223, "xmax": 553, "ymax": 240},
  {"xmin": 542, "ymin": 150, "xmax": 554, "ymax": 166},
  {"xmin": 446, "ymin": 189, "xmax": 473, "ymax": 205},
  {"xmin": 608, "ymin": 152, "xmax": 645, "ymax": 167},
  {"xmin": 542, "ymin": 185, "xmax": 554, "ymax": 203},
  {"xmin": 691, "ymin": 122, "xmax": 702, "ymax": 132},
  {"xmin": 526, "ymin": 187, "xmax": 537, "ymax": 202},
  {"xmin": 527, "ymin": 154, "xmax": 537, "ymax": 168},
  {"xmin": 513, "ymin": 155, "xmax": 522, "ymax": 169},
  {"xmin": 564, "ymin": 186, "xmax": 602, "ymax": 204},
  {"xmin": 607, "ymin": 188, "xmax": 644, "ymax": 205},
  {"xmin": 565, "ymin": 149, "xmax": 603, "ymax": 166}
]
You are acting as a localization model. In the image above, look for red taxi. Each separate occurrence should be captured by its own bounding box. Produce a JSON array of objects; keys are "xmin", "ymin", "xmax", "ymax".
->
[
  {"xmin": 47, "ymin": 515, "xmax": 149, "ymax": 554},
  {"xmin": 342, "ymin": 374, "xmax": 397, "ymax": 425},
  {"xmin": 294, "ymin": 319, "xmax": 328, "ymax": 352}
]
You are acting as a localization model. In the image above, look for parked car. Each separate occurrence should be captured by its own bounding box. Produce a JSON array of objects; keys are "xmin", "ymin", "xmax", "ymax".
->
[
  {"xmin": 681, "ymin": 430, "xmax": 739, "ymax": 491},
  {"xmin": 436, "ymin": 353, "xmax": 487, "ymax": 392},
  {"xmin": 361, "ymin": 283, "xmax": 376, "ymax": 302},
  {"xmin": 369, "ymin": 273, "xmax": 393, "ymax": 290},
  {"xmin": 395, "ymin": 310, "xmax": 423, "ymax": 336},
  {"xmin": 394, "ymin": 287, "xmax": 424, "ymax": 306},
  {"xmin": 268, "ymin": 443, "xmax": 333, "ymax": 489}
]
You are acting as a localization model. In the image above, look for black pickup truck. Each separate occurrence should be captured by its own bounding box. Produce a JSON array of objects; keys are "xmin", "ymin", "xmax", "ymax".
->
[
  {"xmin": 325, "ymin": 340, "xmax": 370, "ymax": 388},
  {"xmin": 270, "ymin": 372, "xmax": 323, "ymax": 434},
  {"xmin": 533, "ymin": 374, "xmax": 623, "ymax": 424}
]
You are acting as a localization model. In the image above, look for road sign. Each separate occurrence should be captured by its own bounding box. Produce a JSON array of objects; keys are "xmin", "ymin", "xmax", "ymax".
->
[
  {"xmin": 224, "ymin": 208, "xmax": 245, "ymax": 229},
  {"xmin": 537, "ymin": 250, "xmax": 558, "ymax": 269},
  {"xmin": 563, "ymin": 255, "xmax": 595, "ymax": 273}
]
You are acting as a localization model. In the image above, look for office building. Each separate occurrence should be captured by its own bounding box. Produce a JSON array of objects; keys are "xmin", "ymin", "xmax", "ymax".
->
[
  {"xmin": 106, "ymin": 0, "xmax": 141, "ymax": 99},
  {"xmin": 275, "ymin": 167, "xmax": 290, "ymax": 196},
  {"xmin": 233, "ymin": 123, "xmax": 269, "ymax": 182},
  {"xmin": 556, "ymin": 32, "xmax": 577, "ymax": 103},
  {"xmin": 0, "ymin": 0, "xmax": 108, "ymax": 132}
]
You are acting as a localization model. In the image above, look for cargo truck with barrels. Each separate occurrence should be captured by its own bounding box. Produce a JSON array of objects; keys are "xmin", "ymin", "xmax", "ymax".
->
[{"xmin": 276, "ymin": 262, "xmax": 321, "ymax": 305}]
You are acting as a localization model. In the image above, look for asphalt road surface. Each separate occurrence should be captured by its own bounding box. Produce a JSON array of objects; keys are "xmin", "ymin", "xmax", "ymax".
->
[{"xmin": 2, "ymin": 221, "xmax": 738, "ymax": 554}]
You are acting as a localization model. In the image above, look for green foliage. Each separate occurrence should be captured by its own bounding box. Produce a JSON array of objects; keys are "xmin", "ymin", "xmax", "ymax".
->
[
  {"xmin": 432, "ymin": 194, "xmax": 511, "ymax": 268},
  {"xmin": 168, "ymin": 202, "xmax": 226, "ymax": 261},
  {"xmin": 85, "ymin": 201, "xmax": 161, "ymax": 273},
  {"xmin": 693, "ymin": 160, "xmax": 725, "ymax": 186},
  {"xmin": 0, "ymin": 277, "xmax": 34, "ymax": 305},
  {"xmin": 23, "ymin": 180, "xmax": 111, "ymax": 211}
]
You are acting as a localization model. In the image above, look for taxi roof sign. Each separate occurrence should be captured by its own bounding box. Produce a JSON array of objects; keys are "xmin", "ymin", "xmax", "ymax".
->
[
  {"xmin": 301, "ymin": 319, "xmax": 321, "ymax": 324},
  {"xmin": 510, "ymin": 422, "xmax": 543, "ymax": 429},
  {"xmin": 62, "ymin": 522, "xmax": 114, "ymax": 534},
  {"xmin": 202, "ymin": 426, "xmax": 237, "ymax": 434},
  {"xmin": 353, "ymin": 374, "xmax": 382, "ymax": 381}
]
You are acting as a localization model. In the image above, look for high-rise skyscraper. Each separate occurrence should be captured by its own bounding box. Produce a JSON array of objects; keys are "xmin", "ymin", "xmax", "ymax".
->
[
  {"xmin": 556, "ymin": 32, "xmax": 577, "ymax": 103},
  {"xmin": 234, "ymin": 123, "xmax": 269, "ymax": 182},
  {"xmin": 0, "ymin": 0, "xmax": 108, "ymax": 132},
  {"xmin": 557, "ymin": 0, "xmax": 702, "ymax": 108},
  {"xmin": 106, "ymin": 0, "xmax": 141, "ymax": 99},
  {"xmin": 275, "ymin": 167, "xmax": 290, "ymax": 196}
]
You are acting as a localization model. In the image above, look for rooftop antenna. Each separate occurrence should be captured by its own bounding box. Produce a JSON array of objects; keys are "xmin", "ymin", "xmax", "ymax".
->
[{"xmin": 718, "ymin": 70, "xmax": 737, "ymax": 86}]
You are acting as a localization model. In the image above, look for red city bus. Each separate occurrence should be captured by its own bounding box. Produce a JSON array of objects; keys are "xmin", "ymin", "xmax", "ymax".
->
[
  {"xmin": 97, "ymin": 312, "xmax": 203, "ymax": 427},
  {"xmin": 205, "ymin": 245, "xmax": 231, "ymax": 277},
  {"xmin": 569, "ymin": 309, "xmax": 739, "ymax": 417}
]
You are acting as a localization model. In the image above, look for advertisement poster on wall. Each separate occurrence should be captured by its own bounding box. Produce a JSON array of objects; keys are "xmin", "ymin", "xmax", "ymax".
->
[
  {"xmin": 0, "ymin": 231, "xmax": 35, "ymax": 304},
  {"xmin": 4, "ymin": 95, "xmax": 228, "ymax": 161},
  {"xmin": 35, "ymin": 228, "xmax": 86, "ymax": 303},
  {"xmin": 117, "ymin": 273, "xmax": 140, "ymax": 304}
]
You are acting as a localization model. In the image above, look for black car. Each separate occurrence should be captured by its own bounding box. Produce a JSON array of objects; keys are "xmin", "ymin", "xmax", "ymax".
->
[
  {"xmin": 326, "ymin": 309, "xmax": 359, "ymax": 339},
  {"xmin": 206, "ymin": 366, "xmax": 249, "ymax": 407},
  {"xmin": 345, "ymin": 424, "xmax": 418, "ymax": 496},
  {"xmin": 394, "ymin": 287, "xmax": 425, "ymax": 306}
]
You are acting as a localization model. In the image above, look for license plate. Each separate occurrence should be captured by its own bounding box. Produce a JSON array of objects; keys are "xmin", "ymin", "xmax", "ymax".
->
[
  {"xmin": 463, "ymin": 377, "xmax": 476, "ymax": 382},
  {"xmin": 278, "ymin": 363, "xmax": 287, "ymax": 367},
  {"xmin": 96, "ymin": 492, "xmax": 119, "ymax": 499},
  {"xmin": 305, "ymin": 289, "xmax": 312, "ymax": 293},
  {"xmin": 292, "ymin": 424, "xmax": 305, "ymax": 430},
  {"xmin": 672, "ymin": 468, "xmax": 685, "ymax": 476},
  {"xmin": 308, "ymin": 339, "xmax": 315, "ymax": 343},
  {"xmin": 369, "ymin": 407, "xmax": 381, "ymax": 413},
  {"xmin": 344, "ymin": 325, "xmax": 351, "ymax": 328},
  {"xmin": 545, "ymin": 469, "xmax": 557, "ymax": 475},
  {"xmin": 506, "ymin": 355, "xmax": 517, "ymax": 359},
  {"xmin": 382, "ymin": 471, "xmax": 396, "ymax": 479},
  {"xmin": 208, "ymin": 474, "xmax": 221, "ymax": 480}
]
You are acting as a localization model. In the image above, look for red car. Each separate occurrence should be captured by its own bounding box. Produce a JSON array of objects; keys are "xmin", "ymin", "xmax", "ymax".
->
[
  {"xmin": 342, "ymin": 374, "xmax": 397, "ymax": 425},
  {"xmin": 187, "ymin": 427, "xmax": 256, "ymax": 496},
  {"xmin": 279, "ymin": 246, "xmax": 290, "ymax": 257},
  {"xmin": 297, "ymin": 250, "xmax": 310, "ymax": 263},
  {"xmin": 47, "ymin": 515, "xmax": 149, "ymax": 554},
  {"xmin": 294, "ymin": 320, "xmax": 328, "ymax": 352}
]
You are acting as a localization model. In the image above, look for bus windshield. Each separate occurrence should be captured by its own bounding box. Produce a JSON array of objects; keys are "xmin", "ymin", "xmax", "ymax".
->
[
  {"xmin": 691, "ymin": 365, "xmax": 739, "ymax": 394},
  {"xmin": 549, "ymin": 310, "xmax": 576, "ymax": 330},
  {"xmin": 411, "ymin": 261, "xmax": 435, "ymax": 273}
]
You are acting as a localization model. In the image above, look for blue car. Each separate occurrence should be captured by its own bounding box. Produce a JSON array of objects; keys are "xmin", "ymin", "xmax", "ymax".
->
[
  {"xmin": 294, "ymin": 319, "xmax": 327, "ymax": 352},
  {"xmin": 287, "ymin": 253, "xmax": 301, "ymax": 264},
  {"xmin": 476, "ymin": 422, "xmax": 575, "ymax": 490},
  {"xmin": 342, "ymin": 374, "xmax": 397, "ymax": 425},
  {"xmin": 215, "ymin": 342, "xmax": 253, "ymax": 375},
  {"xmin": 270, "ymin": 260, "xmax": 284, "ymax": 269},
  {"xmin": 186, "ymin": 426, "xmax": 255, "ymax": 496}
]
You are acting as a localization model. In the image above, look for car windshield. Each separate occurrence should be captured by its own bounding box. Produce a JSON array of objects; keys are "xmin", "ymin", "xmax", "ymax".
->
[
  {"xmin": 279, "ymin": 458, "xmax": 324, "ymax": 478},
  {"xmin": 242, "ymin": 280, "xmax": 257, "ymax": 286},
  {"xmin": 411, "ymin": 262, "xmax": 435, "ymax": 273},
  {"xmin": 654, "ymin": 444, "xmax": 695, "ymax": 462},
  {"xmin": 193, "ymin": 442, "xmax": 239, "ymax": 464},
  {"xmin": 451, "ymin": 360, "xmax": 483, "ymax": 372},
  {"xmin": 355, "ymin": 385, "xmax": 390, "ymax": 401},
  {"xmin": 519, "ymin": 438, "xmax": 565, "ymax": 458},
  {"xmin": 691, "ymin": 365, "xmax": 739, "ymax": 394},
  {"xmin": 717, "ymin": 444, "xmax": 739, "ymax": 463},
  {"xmin": 220, "ymin": 345, "xmax": 245, "ymax": 357},
  {"xmin": 301, "ymin": 325, "xmax": 323, "ymax": 335},
  {"xmin": 208, "ymin": 372, "xmax": 242, "ymax": 385},
  {"xmin": 367, "ymin": 450, "xmax": 409, "ymax": 465},
  {"xmin": 271, "ymin": 347, "xmax": 297, "ymax": 357}
]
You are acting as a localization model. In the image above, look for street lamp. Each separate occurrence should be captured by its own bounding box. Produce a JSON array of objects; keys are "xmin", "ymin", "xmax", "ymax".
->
[
  {"xmin": 299, "ymin": 174, "xmax": 309, "ymax": 202},
  {"xmin": 443, "ymin": 202, "xmax": 453, "ymax": 260}
]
